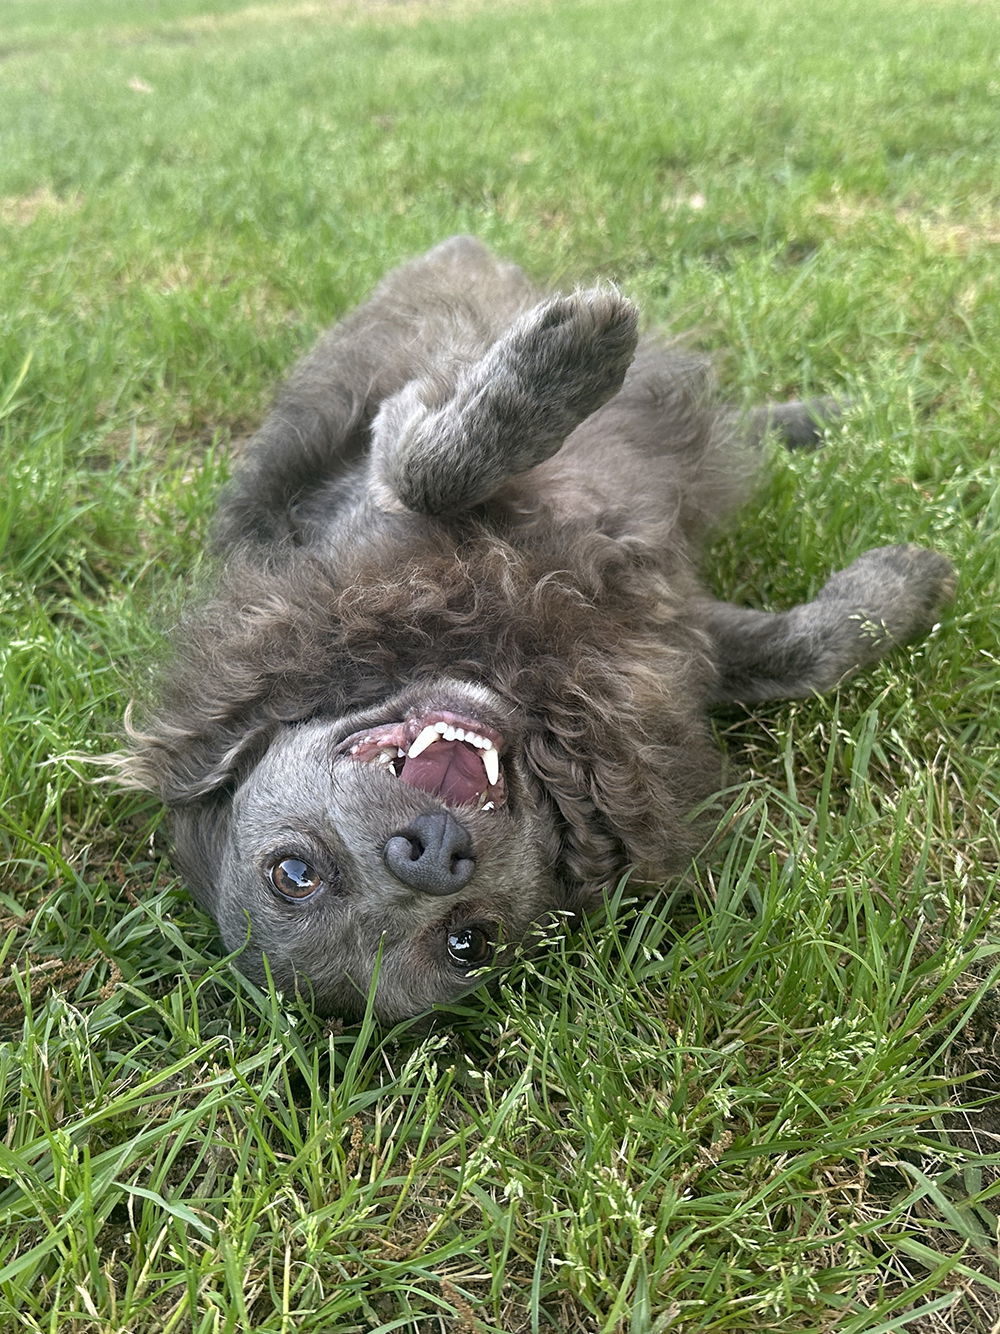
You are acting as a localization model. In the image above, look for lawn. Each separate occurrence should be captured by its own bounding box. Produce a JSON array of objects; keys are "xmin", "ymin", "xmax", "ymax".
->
[{"xmin": 1, "ymin": 0, "xmax": 999, "ymax": 1329}]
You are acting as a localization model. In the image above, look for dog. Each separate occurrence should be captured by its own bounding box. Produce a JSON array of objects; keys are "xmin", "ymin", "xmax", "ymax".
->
[{"xmin": 123, "ymin": 236, "xmax": 955, "ymax": 1021}]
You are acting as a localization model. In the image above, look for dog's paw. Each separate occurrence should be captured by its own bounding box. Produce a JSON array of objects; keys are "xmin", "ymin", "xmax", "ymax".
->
[
  {"xmin": 512, "ymin": 289, "xmax": 637, "ymax": 418},
  {"xmin": 817, "ymin": 543, "xmax": 957, "ymax": 646},
  {"xmin": 372, "ymin": 288, "xmax": 639, "ymax": 514}
]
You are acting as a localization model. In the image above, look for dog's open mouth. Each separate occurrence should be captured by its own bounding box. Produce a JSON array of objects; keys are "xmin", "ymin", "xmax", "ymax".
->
[{"xmin": 339, "ymin": 711, "xmax": 507, "ymax": 811}]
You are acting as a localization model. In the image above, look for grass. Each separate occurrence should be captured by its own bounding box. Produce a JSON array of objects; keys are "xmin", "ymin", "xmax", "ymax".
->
[{"xmin": 1, "ymin": 0, "xmax": 998, "ymax": 1328}]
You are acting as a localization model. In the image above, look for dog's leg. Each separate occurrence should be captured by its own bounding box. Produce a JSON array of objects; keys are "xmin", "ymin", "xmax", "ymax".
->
[
  {"xmin": 703, "ymin": 544, "xmax": 956, "ymax": 703},
  {"xmin": 212, "ymin": 236, "xmax": 538, "ymax": 548},
  {"xmin": 370, "ymin": 288, "xmax": 639, "ymax": 514},
  {"xmin": 740, "ymin": 396, "xmax": 848, "ymax": 450}
]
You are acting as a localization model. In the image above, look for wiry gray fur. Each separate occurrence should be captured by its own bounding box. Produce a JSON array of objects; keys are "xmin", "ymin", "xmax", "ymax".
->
[{"xmin": 124, "ymin": 237, "xmax": 956, "ymax": 1022}]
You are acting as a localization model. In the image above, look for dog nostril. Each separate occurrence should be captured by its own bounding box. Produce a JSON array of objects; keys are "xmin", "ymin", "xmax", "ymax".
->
[{"xmin": 383, "ymin": 811, "xmax": 475, "ymax": 895}]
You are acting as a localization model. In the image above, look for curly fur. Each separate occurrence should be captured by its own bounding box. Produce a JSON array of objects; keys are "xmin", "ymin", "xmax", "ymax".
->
[
  {"xmin": 130, "ymin": 519, "xmax": 718, "ymax": 884},
  {"xmin": 123, "ymin": 237, "xmax": 955, "ymax": 1021}
]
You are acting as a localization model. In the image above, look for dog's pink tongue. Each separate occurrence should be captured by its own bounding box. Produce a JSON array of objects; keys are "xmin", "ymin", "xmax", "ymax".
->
[{"xmin": 399, "ymin": 742, "xmax": 485, "ymax": 806}]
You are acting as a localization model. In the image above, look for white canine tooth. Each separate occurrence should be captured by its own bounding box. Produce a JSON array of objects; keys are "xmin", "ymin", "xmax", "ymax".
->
[
  {"xmin": 407, "ymin": 724, "xmax": 441, "ymax": 759},
  {"xmin": 482, "ymin": 746, "xmax": 500, "ymax": 786},
  {"xmin": 482, "ymin": 801, "xmax": 495, "ymax": 812},
  {"xmin": 434, "ymin": 721, "xmax": 448, "ymax": 733}
]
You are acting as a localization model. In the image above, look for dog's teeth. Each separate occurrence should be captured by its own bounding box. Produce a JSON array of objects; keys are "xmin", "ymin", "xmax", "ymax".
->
[
  {"xmin": 377, "ymin": 751, "xmax": 393, "ymax": 766},
  {"xmin": 482, "ymin": 746, "xmax": 500, "ymax": 786},
  {"xmin": 407, "ymin": 724, "xmax": 441, "ymax": 759},
  {"xmin": 406, "ymin": 721, "xmax": 501, "ymax": 776},
  {"xmin": 482, "ymin": 800, "xmax": 495, "ymax": 812}
]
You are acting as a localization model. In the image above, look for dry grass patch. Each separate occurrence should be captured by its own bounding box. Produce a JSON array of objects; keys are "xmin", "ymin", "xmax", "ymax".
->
[
  {"xmin": 0, "ymin": 186, "xmax": 82, "ymax": 226},
  {"xmin": 814, "ymin": 193, "xmax": 1000, "ymax": 253}
]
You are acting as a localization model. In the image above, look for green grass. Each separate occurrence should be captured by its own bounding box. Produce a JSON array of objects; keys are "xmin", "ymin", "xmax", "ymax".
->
[{"xmin": 2, "ymin": 0, "xmax": 999, "ymax": 1328}]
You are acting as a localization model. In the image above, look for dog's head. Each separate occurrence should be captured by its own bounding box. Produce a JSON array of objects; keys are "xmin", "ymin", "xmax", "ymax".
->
[
  {"xmin": 166, "ymin": 679, "xmax": 571, "ymax": 1020},
  {"xmin": 124, "ymin": 523, "xmax": 719, "ymax": 1023}
]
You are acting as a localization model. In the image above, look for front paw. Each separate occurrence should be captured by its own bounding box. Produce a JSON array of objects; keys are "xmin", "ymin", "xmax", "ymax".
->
[
  {"xmin": 511, "ymin": 288, "xmax": 639, "ymax": 428},
  {"xmin": 817, "ymin": 544, "xmax": 957, "ymax": 646}
]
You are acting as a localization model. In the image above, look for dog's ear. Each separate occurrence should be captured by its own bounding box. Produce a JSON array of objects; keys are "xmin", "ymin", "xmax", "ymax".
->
[
  {"xmin": 119, "ymin": 705, "xmax": 274, "ymax": 805},
  {"xmin": 117, "ymin": 559, "xmax": 336, "ymax": 808},
  {"xmin": 170, "ymin": 797, "xmax": 234, "ymax": 912},
  {"xmin": 371, "ymin": 288, "xmax": 639, "ymax": 514}
]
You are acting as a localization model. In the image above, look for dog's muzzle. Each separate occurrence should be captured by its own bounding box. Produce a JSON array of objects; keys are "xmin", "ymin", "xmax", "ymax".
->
[{"xmin": 382, "ymin": 810, "xmax": 476, "ymax": 895}]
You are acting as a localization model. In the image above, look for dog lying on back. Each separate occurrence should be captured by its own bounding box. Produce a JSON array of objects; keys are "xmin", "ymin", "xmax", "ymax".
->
[{"xmin": 124, "ymin": 237, "xmax": 955, "ymax": 1021}]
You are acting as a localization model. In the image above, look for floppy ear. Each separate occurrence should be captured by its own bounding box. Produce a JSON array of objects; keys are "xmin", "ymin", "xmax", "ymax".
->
[
  {"xmin": 371, "ymin": 287, "xmax": 639, "ymax": 514},
  {"xmin": 117, "ymin": 697, "xmax": 277, "ymax": 806},
  {"xmin": 170, "ymin": 797, "xmax": 234, "ymax": 913},
  {"xmin": 116, "ymin": 561, "xmax": 330, "ymax": 808}
]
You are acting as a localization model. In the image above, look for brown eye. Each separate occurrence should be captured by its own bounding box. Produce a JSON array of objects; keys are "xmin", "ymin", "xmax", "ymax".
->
[
  {"xmin": 268, "ymin": 857, "xmax": 323, "ymax": 900},
  {"xmin": 446, "ymin": 925, "xmax": 494, "ymax": 970}
]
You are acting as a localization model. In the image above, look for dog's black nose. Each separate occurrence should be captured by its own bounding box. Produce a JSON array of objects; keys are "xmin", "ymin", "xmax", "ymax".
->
[{"xmin": 382, "ymin": 812, "xmax": 475, "ymax": 895}]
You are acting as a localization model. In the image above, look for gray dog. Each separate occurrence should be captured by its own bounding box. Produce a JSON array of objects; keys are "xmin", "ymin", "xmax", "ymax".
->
[{"xmin": 124, "ymin": 236, "xmax": 955, "ymax": 1021}]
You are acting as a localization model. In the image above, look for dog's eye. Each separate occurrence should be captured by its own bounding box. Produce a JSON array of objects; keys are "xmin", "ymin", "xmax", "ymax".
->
[
  {"xmin": 446, "ymin": 925, "xmax": 494, "ymax": 970},
  {"xmin": 268, "ymin": 857, "xmax": 323, "ymax": 900}
]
